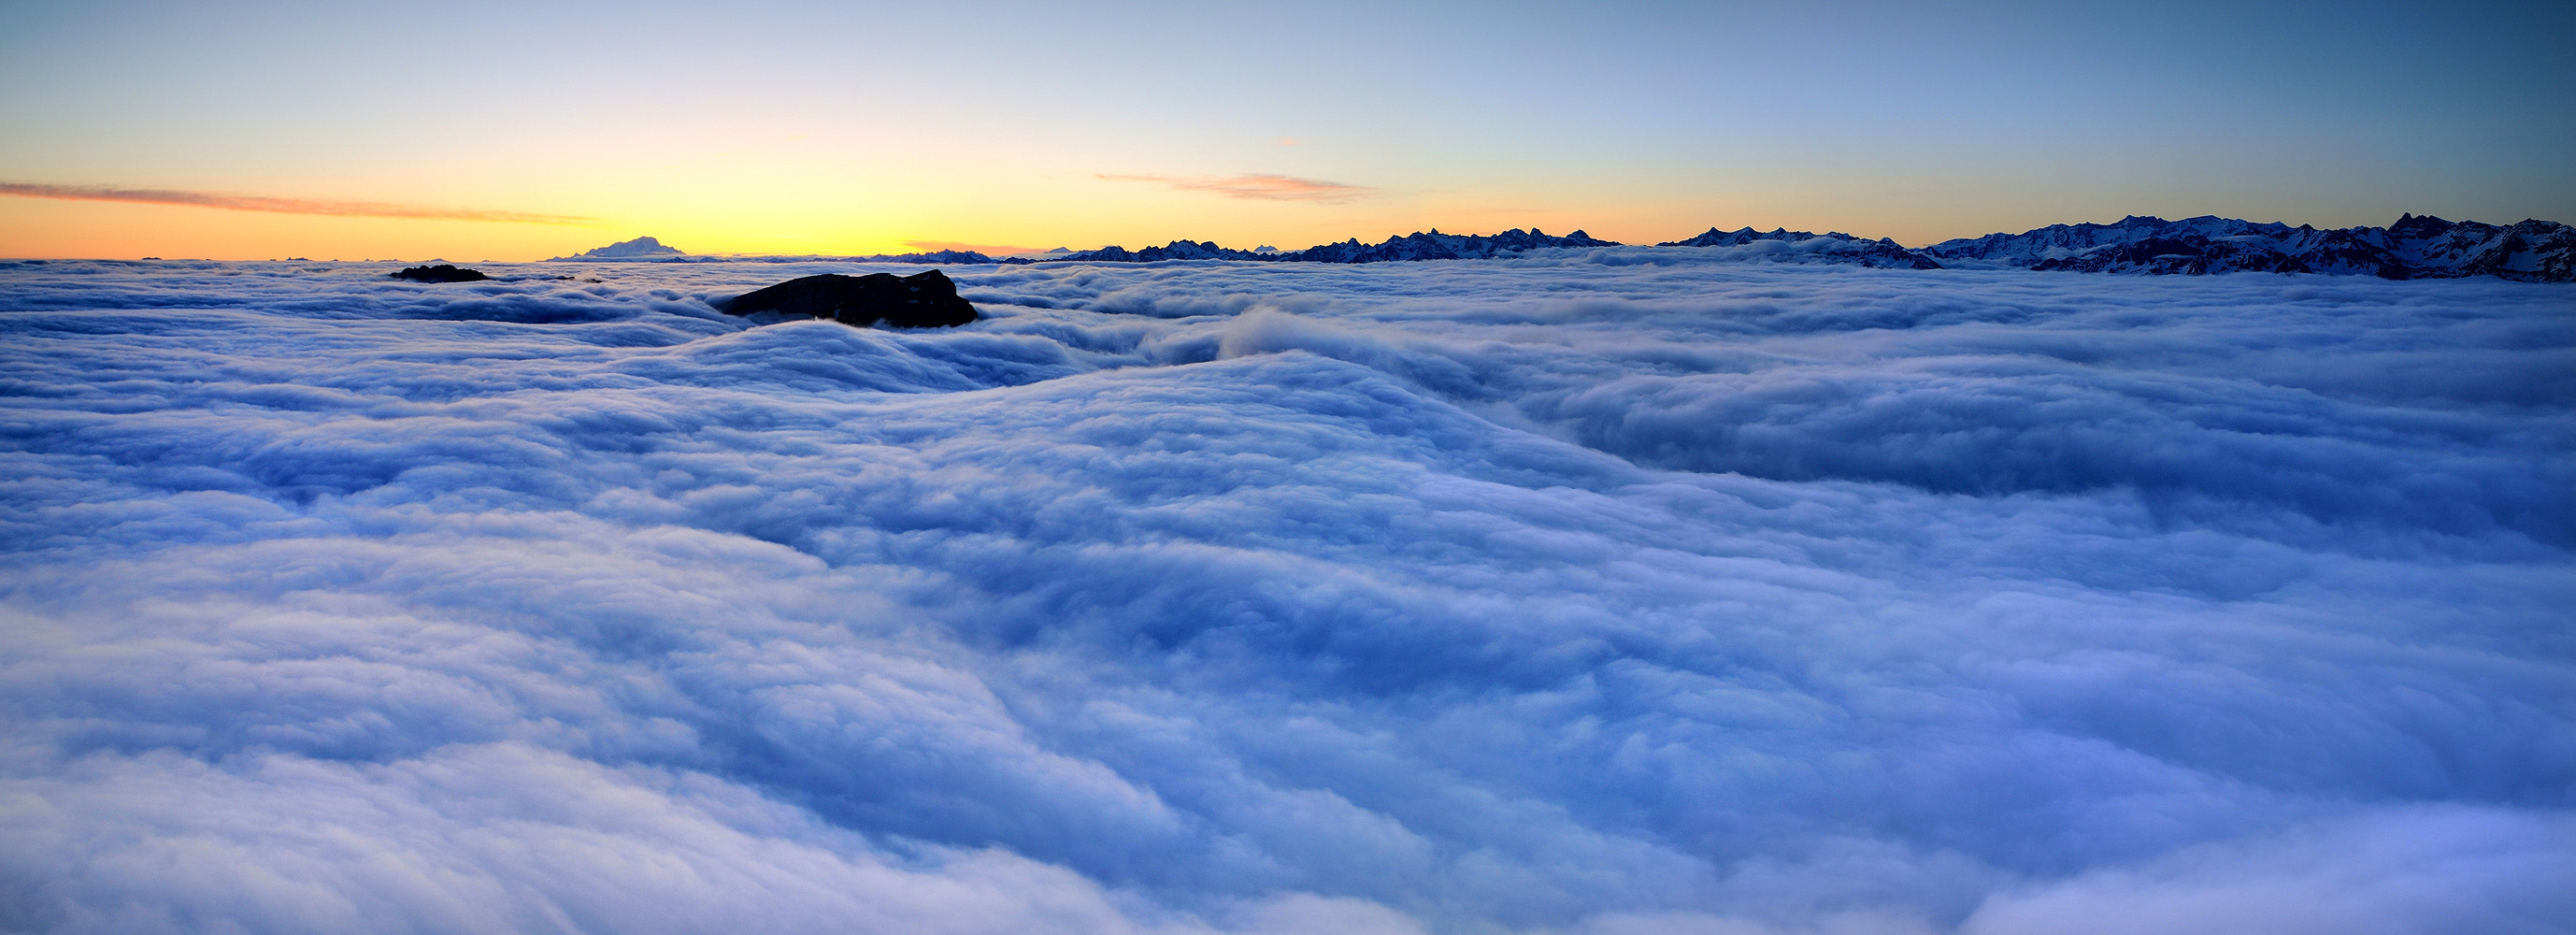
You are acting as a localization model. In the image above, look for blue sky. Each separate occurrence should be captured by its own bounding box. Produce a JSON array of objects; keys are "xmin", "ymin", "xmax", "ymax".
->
[{"xmin": 1, "ymin": 0, "xmax": 2568, "ymax": 257}]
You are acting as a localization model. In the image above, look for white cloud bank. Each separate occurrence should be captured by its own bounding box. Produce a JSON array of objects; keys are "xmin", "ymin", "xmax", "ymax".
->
[{"xmin": 0, "ymin": 256, "xmax": 2569, "ymax": 934}]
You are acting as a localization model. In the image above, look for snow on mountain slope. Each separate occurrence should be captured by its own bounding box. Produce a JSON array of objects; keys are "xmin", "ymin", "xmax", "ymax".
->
[
  {"xmin": 1659, "ymin": 226, "xmax": 1944, "ymax": 268},
  {"xmin": 1927, "ymin": 214, "xmax": 2576, "ymax": 280}
]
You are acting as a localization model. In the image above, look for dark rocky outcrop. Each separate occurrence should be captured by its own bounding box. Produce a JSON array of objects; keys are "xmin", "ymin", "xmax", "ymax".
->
[
  {"xmin": 719, "ymin": 269, "xmax": 978, "ymax": 328},
  {"xmin": 391, "ymin": 264, "xmax": 489, "ymax": 282}
]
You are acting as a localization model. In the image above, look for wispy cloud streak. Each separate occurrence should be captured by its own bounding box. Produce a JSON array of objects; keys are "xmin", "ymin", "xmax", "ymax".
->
[
  {"xmin": 1097, "ymin": 173, "xmax": 1375, "ymax": 203},
  {"xmin": 0, "ymin": 181, "xmax": 595, "ymax": 225}
]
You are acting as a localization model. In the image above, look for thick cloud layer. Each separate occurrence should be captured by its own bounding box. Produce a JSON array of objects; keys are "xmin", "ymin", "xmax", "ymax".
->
[{"xmin": 2, "ymin": 256, "xmax": 2569, "ymax": 934}]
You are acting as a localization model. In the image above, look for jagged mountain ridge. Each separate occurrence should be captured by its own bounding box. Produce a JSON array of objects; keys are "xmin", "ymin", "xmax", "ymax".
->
[
  {"xmin": 1658, "ymin": 227, "xmax": 1943, "ymax": 269},
  {"xmin": 1031, "ymin": 227, "xmax": 1621, "ymax": 264},
  {"xmin": 1926, "ymin": 214, "xmax": 2574, "ymax": 281},
  {"xmin": 1036, "ymin": 224, "xmax": 1953, "ymax": 268}
]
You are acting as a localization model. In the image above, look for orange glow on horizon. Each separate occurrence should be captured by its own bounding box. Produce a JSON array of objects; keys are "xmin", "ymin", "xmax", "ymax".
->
[{"xmin": 1, "ymin": 165, "xmax": 2319, "ymax": 261}]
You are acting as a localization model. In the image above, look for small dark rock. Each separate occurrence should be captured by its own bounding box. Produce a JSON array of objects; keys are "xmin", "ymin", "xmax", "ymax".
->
[
  {"xmin": 392, "ymin": 264, "xmax": 489, "ymax": 283},
  {"xmin": 720, "ymin": 269, "xmax": 978, "ymax": 328}
]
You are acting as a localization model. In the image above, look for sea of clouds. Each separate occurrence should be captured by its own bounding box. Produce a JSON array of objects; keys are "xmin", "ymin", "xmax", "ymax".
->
[{"xmin": 2, "ymin": 252, "xmax": 2569, "ymax": 934}]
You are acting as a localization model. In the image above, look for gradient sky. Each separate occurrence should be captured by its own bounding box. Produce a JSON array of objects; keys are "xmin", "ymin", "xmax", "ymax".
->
[{"xmin": 2, "ymin": 0, "xmax": 2569, "ymax": 260}]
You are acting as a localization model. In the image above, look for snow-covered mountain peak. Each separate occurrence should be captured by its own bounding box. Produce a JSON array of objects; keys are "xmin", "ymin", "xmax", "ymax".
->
[{"xmin": 551, "ymin": 236, "xmax": 687, "ymax": 261}]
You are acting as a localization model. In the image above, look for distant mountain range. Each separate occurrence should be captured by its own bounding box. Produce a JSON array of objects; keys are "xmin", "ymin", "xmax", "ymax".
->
[
  {"xmin": 550, "ymin": 214, "xmax": 2573, "ymax": 280},
  {"xmin": 1038, "ymin": 227, "xmax": 1622, "ymax": 263},
  {"xmin": 1657, "ymin": 227, "xmax": 1943, "ymax": 269},
  {"xmin": 1925, "ymin": 214, "xmax": 2574, "ymax": 280}
]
